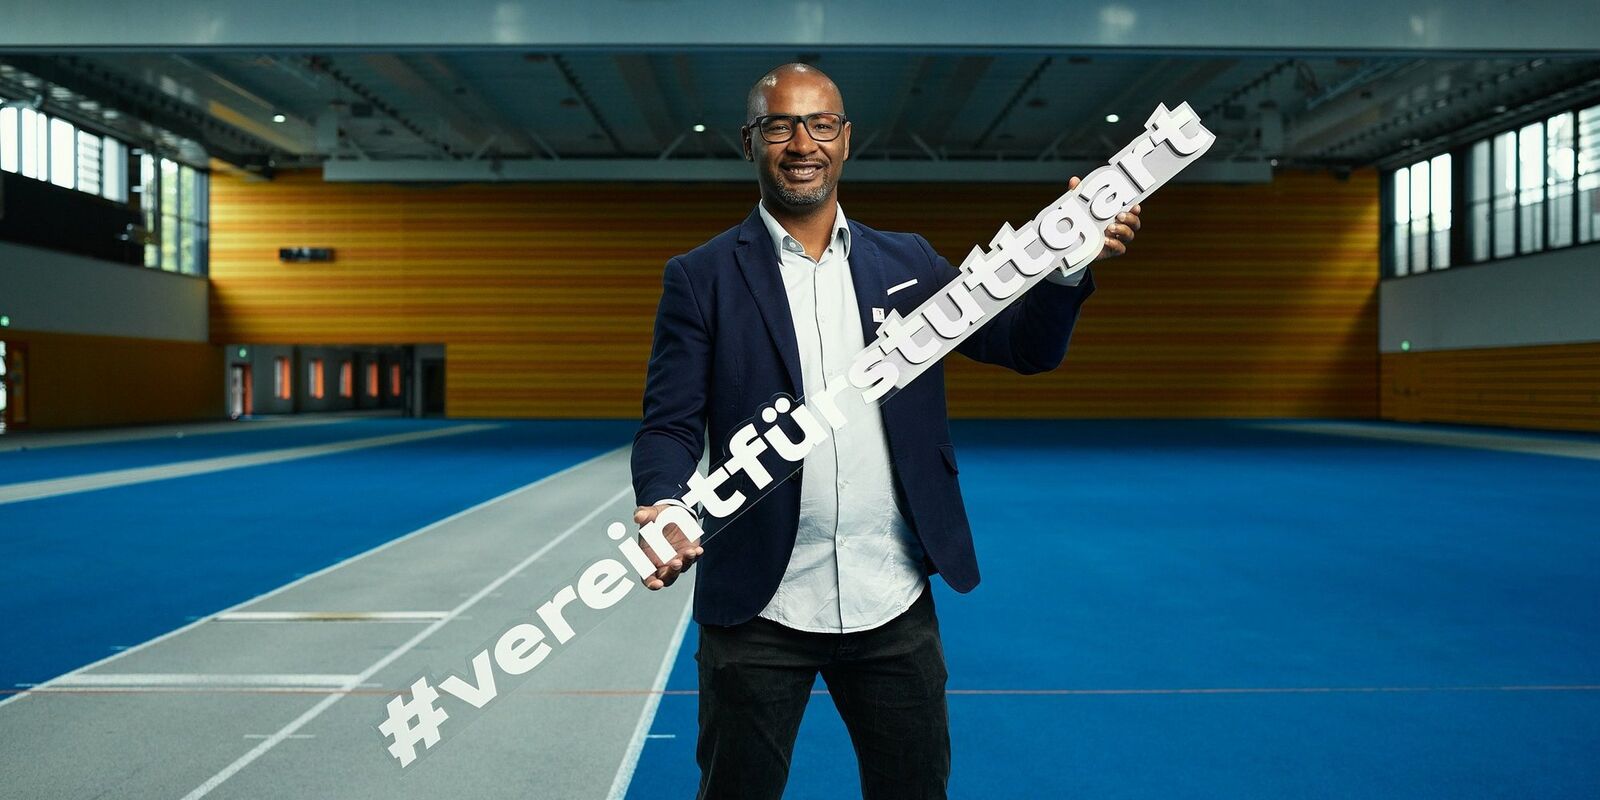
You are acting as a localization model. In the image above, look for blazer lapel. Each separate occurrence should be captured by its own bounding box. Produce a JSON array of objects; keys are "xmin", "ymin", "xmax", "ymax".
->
[
  {"xmin": 847, "ymin": 222, "xmax": 909, "ymax": 462},
  {"xmin": 847, "ymin": 221, "xmax": 889, "ymax": 349},
  {"xmin": 734, "ymin": 209, "xmax": 804, "ymax": 395}
]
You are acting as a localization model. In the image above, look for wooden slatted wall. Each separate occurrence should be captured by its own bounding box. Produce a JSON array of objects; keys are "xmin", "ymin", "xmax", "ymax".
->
[
  {"xmin": 0, "ymin": 330, "xmax": 223, "ymax": 429},
  {"xmin": 1382, "ymin": 344, "xmax": 1600, "ymax": 432},
  {"xmin": 209, "ymin": 168, "xmax": 1379, "ymax": 419}
]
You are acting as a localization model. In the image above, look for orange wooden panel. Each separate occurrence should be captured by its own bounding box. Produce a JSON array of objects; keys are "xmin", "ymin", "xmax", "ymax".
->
[
  {"xmin": 1381, "ymin": 343, "xmax": 1600, "ymax": 432},
  {"xmin": 0, "ymin": 329, "xmax": 223, "ymax": 429},
  {"xmin": 210, "ymin": 169, "xmax": 1379, "ymax": 419}
]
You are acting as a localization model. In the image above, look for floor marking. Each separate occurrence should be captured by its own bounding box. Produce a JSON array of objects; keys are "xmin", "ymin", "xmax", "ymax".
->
[
  {"xmin": 0, "ymin": 445, "xmax": 624, "ymax": 712},
  {"xmin": 8, "ymin": 683, "xmax": 1600, "ymax": 698},
  {"xmin": 945, "ymin": 685, "xmax": 1600, "ymax": 696},
  {"xmin": 244, "ymin": 734, "xmax": 315, "ymax": 740},
  {"xmin": 0, "ymin": 414, "xmax": 355, "ymax": 453},
  {"xmin": 215, "ymin": 611, "xmax": 451, "ymax": 622},
  {"xmin": 546, "ymin": 683, "xmax": 1600, "ymax": 698},
  {"xmin": 4, "ymin": 687, "xmax": 385, "ymax": 696},
  {"xmin": 606, "ymin": 598, "xmax": 695, "ymax": 800},
  {"xmin": 0, "ymin": 423, "xmax": 500, "ymax": 505},
  {"xmin": 644, "ymin": 734, "xmax": 676, "ymax": 739},
  {"xmin": 1249, "ymin": 421, "xmax": 1600, "ymax": 462},
  {"xmin": 178, "ymin": 484, "xmax": 634, "ymax": 800},
  {"xmin": 55, "ymin": 674, "xmax": 362, "ymax": 688}
]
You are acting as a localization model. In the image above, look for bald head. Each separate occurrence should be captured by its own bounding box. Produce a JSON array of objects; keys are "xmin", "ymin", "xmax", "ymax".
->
[
  {"xmin": 743, "ymin": 62, "xmax": 851, "ymax": 215},
  {"xmin": 746, "ymin": 63, "xmax": 844, "ymax": 121}
]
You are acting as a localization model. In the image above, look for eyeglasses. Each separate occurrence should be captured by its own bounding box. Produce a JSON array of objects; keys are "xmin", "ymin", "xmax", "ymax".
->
[{"xmin": 744, "ymin": 112, "xmax": 849, "ymax": 144}]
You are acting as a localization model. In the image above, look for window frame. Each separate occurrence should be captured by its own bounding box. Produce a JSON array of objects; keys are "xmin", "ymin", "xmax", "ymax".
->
[{"xmin": 1383, "ymin": 97, "xmax": 1600, "ymax": 281}]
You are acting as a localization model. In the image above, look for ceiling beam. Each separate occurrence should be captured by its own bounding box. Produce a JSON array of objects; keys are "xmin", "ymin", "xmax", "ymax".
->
[
  {"xmin": 918, "ymin": 55, "xmax": 992, "ymax": 148},
  {"xmin": 169, "ymin": 54, "xmax": 316, "ymax": 153},
  {"xmin": 2, "ymin": 54, "xmax": 277, "ymax": 169},
  {"xmin": 306, "ymin": 56, "xmax": 458, "ymax": 158},
  {"xmin": 323, "ymin": 157, "xmax": 1269, "ymax": 183},
  {"xmin": 878, "ymin": 56, "xmax": 933, "ymax": 154},
  {"xmin": 550, "ymin": 53, "xmax": 625, "ymax": 154},
  {"xmin": 1286, "ymin": 59, "xmax": 1436, "ymax": 154},
  {"xmin": 672, "ymin": 53, "xmax": 717, "ymax": 157},
  {"xmin": 412, "ymin": 54, "xmax": 538, "ymax": 156},
  {"xmin": 1043, "ymin": 57, "xmax": 1176, "ymax": 159},
  {"xmin": 614, "ymin": 54, "xmax": 681, "ymax": 152},
  {"xmin": 972, "ymin": 56, "xmax": 1053, "ymax": 151},
  {"xmin": 360, "ymin": 54, "xmax": 498, "ymax": 154},
  {"xmin": 1333, "ymin": 60, "xmax": 1600, "ymax": 166}
]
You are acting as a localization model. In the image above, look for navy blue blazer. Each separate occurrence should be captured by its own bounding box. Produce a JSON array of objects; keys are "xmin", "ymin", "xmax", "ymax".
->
[{"xmin": 632, "ymin": 206, "xmax": 1096, "ymax": 626}]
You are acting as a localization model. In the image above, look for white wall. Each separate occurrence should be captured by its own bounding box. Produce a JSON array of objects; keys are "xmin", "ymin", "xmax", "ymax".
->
[
  {"xmin": 1379, "ymin": 245, "xmax": 1600, "ymax": 353},
  {"xmin": 0, "ymin": 241, "xmax": 208, "ymax": 342}
]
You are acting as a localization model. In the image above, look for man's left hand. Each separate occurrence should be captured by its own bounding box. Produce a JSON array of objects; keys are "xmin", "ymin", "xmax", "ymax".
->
[{"xmin": 1067, "ymin": 175, "xmax": 1142, "ymax": 261}]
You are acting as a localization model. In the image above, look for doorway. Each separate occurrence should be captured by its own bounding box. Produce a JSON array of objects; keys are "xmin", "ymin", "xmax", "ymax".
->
[
  {"xmin": 419, "ymin": 357, "xmax": 446, "ymax": 417},
  {"xmin": 1, "ymin": 341, "xmax": 27, "ymax": 431},
  {"xmin": 228, "ymin": 363, "xmax": 253, "ymax": 418}
]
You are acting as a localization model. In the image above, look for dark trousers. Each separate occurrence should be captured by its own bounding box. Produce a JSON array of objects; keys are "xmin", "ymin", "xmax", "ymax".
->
[{"xmin": 694, "ymin": 589, "xmax": 950, "ymax": 800}]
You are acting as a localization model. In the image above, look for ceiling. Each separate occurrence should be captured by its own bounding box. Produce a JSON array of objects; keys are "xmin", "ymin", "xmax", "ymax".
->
[{"xmin": 3, "ymin": 50, "xmax": 1599, "ymax": 180}]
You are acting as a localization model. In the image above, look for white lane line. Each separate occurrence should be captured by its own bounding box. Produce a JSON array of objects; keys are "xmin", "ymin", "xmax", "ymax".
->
[
  {"xmin": 0, "ymin": 424, "xmax": 500, "ymax": 505},
  {"xmin": 605, "ymin": 598, "xmax": 695, "ymax": 800},
  {"xmin": 0, "ymin": 445, "xmax": 625, "ymax": 712},
  {"xmin": 215, "ymin": 611, "xmax": 450, "ymax": 622},
  {"xmin": 0, "ymin": 415, "xmax": 354, "ymax": 453},
  {"xmin": 55, "ymin": 674, "xmax": 362, "ymax": 688},
  {"xmin": 244, "ymin": 734, "xmax": 315, "ymax": 740},
  {"xmin": 178, "ymin": 485, "xmax": 635, "ymax": 800},
  {"xmin": 1249, "ymin": 421, "xmax": 1600, "ymax": 461}
]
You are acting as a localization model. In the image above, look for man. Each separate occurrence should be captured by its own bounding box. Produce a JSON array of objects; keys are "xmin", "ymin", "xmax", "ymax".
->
[{"xmin": 631, "ymin": 63, "xmax": 1140, "ymax": 799}]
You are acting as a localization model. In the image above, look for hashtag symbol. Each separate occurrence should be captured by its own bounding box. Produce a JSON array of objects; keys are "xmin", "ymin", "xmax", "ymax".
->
[{"xmin": 379, "ymin": 677, "xmax": 450, "ymax": 767}]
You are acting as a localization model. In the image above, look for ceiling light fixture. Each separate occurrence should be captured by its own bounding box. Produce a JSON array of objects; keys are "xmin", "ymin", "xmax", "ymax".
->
[
  {"xmin": 1105, "ymin": 113, "xmax": 1120, "ymax": 123},
  {"xmin": 693, "ymin": 124, "xmax": 707, "ymax": 133},
  {"xmin": 272, "ymin": 113, "xmax": 287, "ymax": 123}
]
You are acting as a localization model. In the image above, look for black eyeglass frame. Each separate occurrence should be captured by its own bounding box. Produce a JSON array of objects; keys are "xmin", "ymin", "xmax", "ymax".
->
[{"xmin": 742, "ymin": 112, "xmax": 851, "ymax": 144}]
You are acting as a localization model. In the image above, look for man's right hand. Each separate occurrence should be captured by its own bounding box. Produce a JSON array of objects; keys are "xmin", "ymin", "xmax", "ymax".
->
[{"xmin": 634, "ymin": 504, "xmax": 703, "ymax": 591}]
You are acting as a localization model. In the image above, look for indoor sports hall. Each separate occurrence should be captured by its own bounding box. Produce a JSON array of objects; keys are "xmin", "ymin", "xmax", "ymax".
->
[{"xmin": 2, "ymin": 5, "xmax": 1598, "ymax": 798}]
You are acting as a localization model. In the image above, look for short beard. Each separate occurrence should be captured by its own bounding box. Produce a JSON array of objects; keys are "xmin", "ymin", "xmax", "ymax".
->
[{"xmin": 772, "ymin": 173, "xmax": 834, "ymax": 209}]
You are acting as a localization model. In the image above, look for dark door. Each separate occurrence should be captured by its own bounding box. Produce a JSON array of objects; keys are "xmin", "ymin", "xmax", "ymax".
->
[{"xmin": 420, "ymin": 359, "xmax": 445, "ymax": 417}]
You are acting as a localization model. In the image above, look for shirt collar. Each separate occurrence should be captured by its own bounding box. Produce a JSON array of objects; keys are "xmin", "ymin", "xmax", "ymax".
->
[{"xmin": 756, "ymin": 201, "xmax": 852, "ymax": 261}]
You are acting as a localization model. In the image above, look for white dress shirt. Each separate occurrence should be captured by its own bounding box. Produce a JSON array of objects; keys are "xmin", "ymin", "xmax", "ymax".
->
[{"xmin": 755, "ymin": 202, "xmax": 929, "ymax": 634}]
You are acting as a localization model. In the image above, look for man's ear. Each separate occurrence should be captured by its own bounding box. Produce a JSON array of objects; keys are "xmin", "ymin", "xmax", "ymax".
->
[
  {"xmin": 840, "ymin": 121, "xmax": 851, "ymax": 163},
  {"xmin": 742, "ymin": 129, "xmax": 754, "ymax": 162}
]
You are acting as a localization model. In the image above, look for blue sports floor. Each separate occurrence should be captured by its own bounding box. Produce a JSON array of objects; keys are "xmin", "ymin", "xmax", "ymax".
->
[
  {"xmin": 3, "ymin": 417, "xmax": 1598, "ymax": 797},
  {"xmin": 625, "ymin": 421, "xmax": 1600, "ymax": 799},
  {"xmin": 0, "ymin": 418, "xmax": 635, "ymax": 690}
]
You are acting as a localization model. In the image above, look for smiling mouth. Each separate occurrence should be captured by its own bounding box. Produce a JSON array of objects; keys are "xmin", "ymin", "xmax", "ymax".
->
[{"xmin": 781, "ymin": 163, "xmax": 823, "ymax": 181}]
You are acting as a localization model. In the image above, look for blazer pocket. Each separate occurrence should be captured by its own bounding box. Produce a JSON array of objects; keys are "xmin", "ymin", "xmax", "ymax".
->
[{"xmin": 937, "ymin": 443, "xmax": 959, "ymax": 475}]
